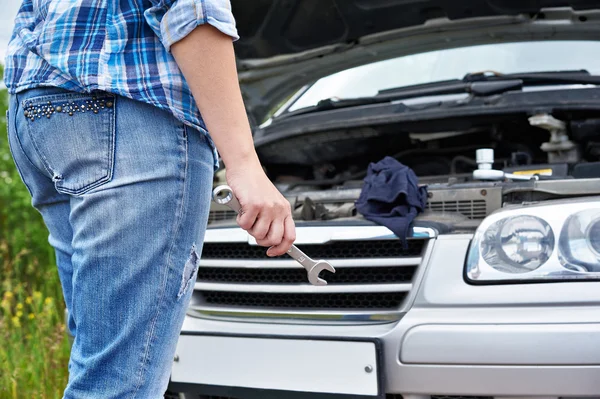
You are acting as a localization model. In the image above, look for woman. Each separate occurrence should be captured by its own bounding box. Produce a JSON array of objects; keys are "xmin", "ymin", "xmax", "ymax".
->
[{"xmin": 4, "ymin": 1, "xmax": 295, "ymax": 397}]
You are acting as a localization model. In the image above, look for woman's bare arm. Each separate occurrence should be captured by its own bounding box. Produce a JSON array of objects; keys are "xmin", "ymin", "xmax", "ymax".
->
[{"xmin": 171, "ymin": 25, "xmax": 295, "ymax": 256}]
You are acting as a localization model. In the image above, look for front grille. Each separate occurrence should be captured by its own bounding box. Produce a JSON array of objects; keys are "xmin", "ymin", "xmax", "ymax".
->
[
  {"xmin": 198, "ymin": 265, "xmax": 417, "ymax": 284},
  {"xmin": 191, "ymin": 227, "xmax": 430, "ymax": 322},
  {"xmin": 427, "ymin": 199, "xmax": 487, "ymax": 219},
  {"xmin": 201, "ymin": 291, "xmax": 407, "ymax": 309},
  {"xmin": 202, "ymin": 240, "xmax": 424, "ymax": 259}
]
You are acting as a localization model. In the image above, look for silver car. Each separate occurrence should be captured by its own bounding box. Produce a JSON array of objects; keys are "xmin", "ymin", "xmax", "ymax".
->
[{"xmin": 167, "ymin": 1, "xmax": 600, "ymax": 398}]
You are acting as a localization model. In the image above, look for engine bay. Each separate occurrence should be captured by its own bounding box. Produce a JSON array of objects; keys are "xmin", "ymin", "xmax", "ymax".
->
[
  {"xmin": 257, "ymin": 112, "xmax": 600, "ymax": 188},
  {"xmin": 210, "ymin": 111, "xmax": 600, "ymax": 231}
]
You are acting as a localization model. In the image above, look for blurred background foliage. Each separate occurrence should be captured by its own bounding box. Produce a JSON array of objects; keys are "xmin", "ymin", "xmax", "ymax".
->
[{"xmin": 0, "ymin": 63, "xmax": 70, "ymax": 398}]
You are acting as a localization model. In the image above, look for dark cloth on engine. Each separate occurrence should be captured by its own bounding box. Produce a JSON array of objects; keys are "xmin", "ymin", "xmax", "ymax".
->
[{"xmin": 356, "ymin": 157, "xmax": 428, "ymax": 244}]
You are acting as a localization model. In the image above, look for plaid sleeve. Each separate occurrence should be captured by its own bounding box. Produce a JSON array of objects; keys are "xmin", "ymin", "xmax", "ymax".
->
[{"xmin": 145, "ymin": 0, "xmax": 239, "ymax": 52}]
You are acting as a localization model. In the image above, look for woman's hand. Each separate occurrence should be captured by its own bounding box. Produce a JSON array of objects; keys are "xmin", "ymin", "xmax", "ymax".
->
[{"xmin": 226, "ymin": 162, "xmax": 296, "ymax": 256}]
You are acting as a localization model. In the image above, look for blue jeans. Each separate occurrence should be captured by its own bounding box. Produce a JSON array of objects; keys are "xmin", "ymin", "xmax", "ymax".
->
[{"xmin": 7, "ymin": 87, "xmax": 214, "ymax": 398}]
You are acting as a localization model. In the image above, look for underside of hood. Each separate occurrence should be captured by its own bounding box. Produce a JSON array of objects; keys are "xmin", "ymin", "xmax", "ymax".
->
[
  {"xmin": 232, "ymin": 0, "xmax": 597, "ymax": 59},
  {"xmin": 230, "ymin": 0, "xmax": 600, "ymax": 124}
]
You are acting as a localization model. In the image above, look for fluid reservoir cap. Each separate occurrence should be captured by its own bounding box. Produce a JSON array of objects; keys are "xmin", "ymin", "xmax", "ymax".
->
[{"xmin": 476, "ymin": 148, "xmax": 494, "ymax": 169}]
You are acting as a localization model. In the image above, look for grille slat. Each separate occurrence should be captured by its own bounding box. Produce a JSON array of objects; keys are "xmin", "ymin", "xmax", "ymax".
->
[
  {"xmin": 195, "ymin": 282, "xmax": 411, "ymax": 294},
  {"xmin": 198, "ymin": 265, "xmax": 417, "ymax": 284},
  {"xmin": 200, "ymin": 291, "xmax": 407, "ymax": 309},
  {"xmin": 202, "ymin": 240, "xmax": 424, "ymax": 259}
]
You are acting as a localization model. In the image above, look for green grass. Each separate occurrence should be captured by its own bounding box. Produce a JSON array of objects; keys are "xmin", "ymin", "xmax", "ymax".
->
[{"xmin": 0, "ymin": 65, "xmax": 71, "ymax": 397}]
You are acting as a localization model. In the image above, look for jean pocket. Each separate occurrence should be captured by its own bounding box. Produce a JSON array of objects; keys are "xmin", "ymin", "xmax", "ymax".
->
[{"xmin": 23, "ymin": 92, "xmax": 116, "ymax": 195}]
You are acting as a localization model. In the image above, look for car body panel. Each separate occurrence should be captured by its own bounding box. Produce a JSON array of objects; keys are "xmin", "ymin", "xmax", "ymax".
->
[{"xmin": 172, "ymin": 232, "xmax": 600, "ymax": 396}]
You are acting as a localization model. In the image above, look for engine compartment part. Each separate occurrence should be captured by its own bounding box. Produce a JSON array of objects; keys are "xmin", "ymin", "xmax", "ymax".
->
[
  {"xmin": 473, "ymin": 148, "xmax": 537, "ymax": 182},
  {"xmin": 256, "ymin": 110, "xmax": 600, "ymax": 187},
  {"xmin": 530, "ymin": 113, "xmax": 580, "ymax": 164},
  {"xmin": 475, "ymin": 149, "xmax": 494, "ymax": 170},
  {"xmin": 573, "ymin": 162, "xmax": 600, "ymax": 178}
]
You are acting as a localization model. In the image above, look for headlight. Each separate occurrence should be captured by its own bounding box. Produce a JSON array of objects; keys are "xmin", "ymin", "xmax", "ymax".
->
[
  {"xmin": 559, "ymin": 210, "xmax": 600, "ymax": 272},
  {"xmin": 466, "ymin": 198, "xmax": 600, "ymax": 283}
]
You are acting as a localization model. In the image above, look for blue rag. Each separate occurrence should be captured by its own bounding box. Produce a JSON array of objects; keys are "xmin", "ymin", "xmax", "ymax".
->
[{"xmin": 355, "ymin": 157, "xmax": 428, "ymax": 244}]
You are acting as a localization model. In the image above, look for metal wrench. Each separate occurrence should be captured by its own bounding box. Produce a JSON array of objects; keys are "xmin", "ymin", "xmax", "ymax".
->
[{"xmin": 212, "ymin": 185, "xmax": 336, "ymax": 286}]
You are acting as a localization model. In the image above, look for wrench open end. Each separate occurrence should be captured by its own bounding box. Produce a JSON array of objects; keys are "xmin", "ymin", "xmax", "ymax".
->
[{"xmin": 307, "ymin": 261, "xmax": 336, "ymax": 286}]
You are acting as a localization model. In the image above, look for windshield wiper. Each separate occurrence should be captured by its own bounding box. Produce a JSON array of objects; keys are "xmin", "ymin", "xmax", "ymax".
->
[
  {"xmin": 462, "ymin": 69, "xmax": 599, "ymax": 85},
  {"xmin": 284, "ymin": 70, "xmax": 600, "ymax": 118}
]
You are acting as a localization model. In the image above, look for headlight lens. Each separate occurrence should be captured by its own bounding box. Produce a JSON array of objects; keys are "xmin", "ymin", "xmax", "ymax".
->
[
  {"xmin": 559, "ymin": 210, "xmax": 600, "ymax": 273},
  {"xmin": 481, "ymin": 216, "xmax": 554, "ymax": 274},
  {"xmin": 466, "ymin": 199, "xmax": 600, "ymax": 283}
]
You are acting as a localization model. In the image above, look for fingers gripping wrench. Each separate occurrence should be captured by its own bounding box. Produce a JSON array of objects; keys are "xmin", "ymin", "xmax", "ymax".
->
[{"xmin": 212, "ymin": 185, "xmax": 336, "ymax": 286}]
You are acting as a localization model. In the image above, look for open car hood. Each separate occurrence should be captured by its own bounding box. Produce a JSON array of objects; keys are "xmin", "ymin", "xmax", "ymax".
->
[{"xmin": 230, "ymin": 0, "xmax": 600, "ymax": 125}]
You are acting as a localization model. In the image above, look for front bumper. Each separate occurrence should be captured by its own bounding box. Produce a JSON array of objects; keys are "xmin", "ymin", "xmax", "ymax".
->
[{"xmin": 169, "ymin": 234, "xmax": 600, "ymax": 398}]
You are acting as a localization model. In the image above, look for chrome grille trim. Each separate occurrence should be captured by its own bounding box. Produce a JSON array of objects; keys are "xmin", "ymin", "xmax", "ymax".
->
[
  {"xmin": 189, "ymin": 226, "xmax": 435, "ymax": 324},
  {"xmin": 186, "ymin": 306, "xmax": 402, "ymax": 323},
  {"xmin": 194, "ymin": 282, "xmax": 413, "ymax": 294}
]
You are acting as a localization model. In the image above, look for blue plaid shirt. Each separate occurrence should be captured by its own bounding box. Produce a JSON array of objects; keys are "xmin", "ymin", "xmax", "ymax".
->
[{"xmin": 4, "ymin": 0, "xmax": 240, "ymax": 169}]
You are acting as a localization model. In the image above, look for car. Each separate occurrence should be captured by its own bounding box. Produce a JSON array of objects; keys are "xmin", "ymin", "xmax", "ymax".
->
[{"xmin": 166, "ymin": 1, "xmax": 600, "ymax": 398}]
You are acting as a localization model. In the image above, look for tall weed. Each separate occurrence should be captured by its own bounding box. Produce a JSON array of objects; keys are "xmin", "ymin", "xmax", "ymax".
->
[{"xmin": 0, "ymin": 64, "xmax": 70, "ymax": 397}]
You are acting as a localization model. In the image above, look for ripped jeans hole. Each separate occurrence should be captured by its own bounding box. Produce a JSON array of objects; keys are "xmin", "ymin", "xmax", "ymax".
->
[
  {"xmin": 52, "ymin": 173, "xmax": 63, "ymax": 182},
  {"xmin": 178, "ymin": 244, "xmax": 200, "ymax": 299}
]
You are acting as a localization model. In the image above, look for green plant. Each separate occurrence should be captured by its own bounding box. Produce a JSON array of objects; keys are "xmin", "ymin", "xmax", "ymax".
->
[{"xmin": 0, "ymin": 64, "xmax": 70, "ymax": 398}]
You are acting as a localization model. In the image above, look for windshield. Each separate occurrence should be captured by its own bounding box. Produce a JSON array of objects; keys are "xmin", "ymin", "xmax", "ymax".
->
[{"xmin": 286, "ymin": 41, "xmax": 600, "ymax": 113}]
